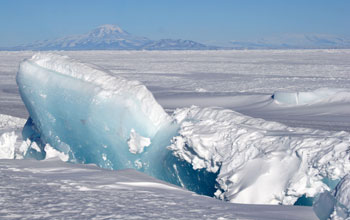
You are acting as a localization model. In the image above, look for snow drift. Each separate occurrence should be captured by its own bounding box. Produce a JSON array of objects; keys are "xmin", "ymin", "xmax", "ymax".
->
[{"xmin": 14, "ymin": 53, "xmax": 350, "ymax": 206}]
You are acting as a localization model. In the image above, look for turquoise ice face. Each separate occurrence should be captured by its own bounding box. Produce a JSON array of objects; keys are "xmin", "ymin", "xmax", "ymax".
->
[{"xmin": 16, "ymin": 54, "xmax": 218, "ymax": 197}]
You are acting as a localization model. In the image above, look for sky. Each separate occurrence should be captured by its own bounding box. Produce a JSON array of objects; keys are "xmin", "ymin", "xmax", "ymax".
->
[{"xmin": 1, "ymin": 0, "xmax": 350, "ymax": 47}]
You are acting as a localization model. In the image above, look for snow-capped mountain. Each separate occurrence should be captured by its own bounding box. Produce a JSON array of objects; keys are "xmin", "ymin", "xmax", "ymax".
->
[
  {"xmin": 9, "ymin": 24, "xmax": 216, "ymax": 51},
  {"xmin": 230, "ymin": 34, "xmax": 350, "ymax": 49},
  {"xmin": 5, "ymin": 25, "xmax": 350, "ymax": 50}
]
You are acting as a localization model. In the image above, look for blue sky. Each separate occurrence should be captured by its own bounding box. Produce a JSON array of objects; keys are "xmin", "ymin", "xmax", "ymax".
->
[{"xmin": 1, "ymin": 0, "xmax": 350, "ymax": 47}]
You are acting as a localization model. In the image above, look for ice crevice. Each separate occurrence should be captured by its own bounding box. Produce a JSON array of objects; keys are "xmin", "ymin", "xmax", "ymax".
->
[{"xmin": 12, "ymin": 53, "xmax": 350, "ymax": 206}]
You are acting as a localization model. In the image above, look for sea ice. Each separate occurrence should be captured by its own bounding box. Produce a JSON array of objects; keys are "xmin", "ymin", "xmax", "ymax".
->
[{"xmin": 14, "ymin": 53, "xmax": 350, "ymax": 205}]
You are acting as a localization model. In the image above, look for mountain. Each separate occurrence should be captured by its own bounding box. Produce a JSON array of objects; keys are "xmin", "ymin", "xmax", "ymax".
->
[
  {"xmin": 229, "ymin": 34, "xmax": 350, "ymax": 49},
  {"xmin": 4, "ymin": 26, "xmax": 350, "ymax": 50},
  {"xmin": 6, "ymin": 24, "xmax": 217, "ymax": 51}
]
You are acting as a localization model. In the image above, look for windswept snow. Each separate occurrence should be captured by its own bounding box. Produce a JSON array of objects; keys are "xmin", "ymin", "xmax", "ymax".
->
[{"xmin": 0, "ymin": 159, "xmax": 318, "ymax": 220}]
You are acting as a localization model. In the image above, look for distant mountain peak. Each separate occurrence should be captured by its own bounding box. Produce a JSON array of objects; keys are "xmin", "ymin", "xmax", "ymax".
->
[
  {"xmin": 88, "ymin": 24, "xmax": 129, "ymax": 39},
  {"xmin": 4, "ymin": 24, "xmax": 218, "ymax": 51},
  {"xmin": 95, "ymin": 24, "xmax": 126, "ymax": 34}
]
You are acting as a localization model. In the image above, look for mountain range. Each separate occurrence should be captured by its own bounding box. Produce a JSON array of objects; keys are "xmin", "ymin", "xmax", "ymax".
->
[
  {"xmin": 230, "ymin": 34, "xmax": 350, "ymax": 49},
  {"xmin": 2, "ymin": 25, "xmax": 350, "ymax": 50},
  {"xmin": 6, "ymin": 24, "xmax": 217, "ymax": 51}
]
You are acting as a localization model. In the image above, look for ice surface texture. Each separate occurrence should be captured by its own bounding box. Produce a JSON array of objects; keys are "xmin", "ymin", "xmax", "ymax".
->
[
  {"xmin": 16, "ymin": 53, "xmax": 350, "ymax": 205},
  {"xmin": 169, "ymin": 106, "xmax": 350, "ymax": 205}
]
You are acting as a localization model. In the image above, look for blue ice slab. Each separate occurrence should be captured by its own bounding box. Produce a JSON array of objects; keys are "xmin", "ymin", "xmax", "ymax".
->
[{"xmin": 17, "ymin": 53, "xmax": 217, "ymax": 196}]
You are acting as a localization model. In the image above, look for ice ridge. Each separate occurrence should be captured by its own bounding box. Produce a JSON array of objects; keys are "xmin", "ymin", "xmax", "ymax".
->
[{"xmin": 14, "ymin": 53, "xmax": 350, "ymax": 206}]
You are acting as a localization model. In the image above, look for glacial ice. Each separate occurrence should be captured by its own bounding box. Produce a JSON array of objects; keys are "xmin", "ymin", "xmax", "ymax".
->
[
  {"xmin": 272, "ymin": 88, "xmax": 350, "ymax": 105},
  {"xmin": 14, "ymin": 53, "xmax": 350, "ymax": 205},
  {"xmin": 314, "ymin": 175, "xmax": 350, "ymax": 220},
  {"xmin": 16, "ymin": 53, "xmax": 216, "ymax": 195}
]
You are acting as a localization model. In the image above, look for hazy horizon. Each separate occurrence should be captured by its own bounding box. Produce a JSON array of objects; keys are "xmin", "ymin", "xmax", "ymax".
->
[{"xmin": 1, "ymin": 0, "xmax": 350, "ymax": 47}]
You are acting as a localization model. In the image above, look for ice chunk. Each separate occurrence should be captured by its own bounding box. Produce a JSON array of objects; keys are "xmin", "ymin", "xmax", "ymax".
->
[
  {"xmin": 313, "ymin": 191, "xmax": 336, "ymax": 220},
  {"xmin": 44, "ymin": 144, "xmax": 69, "ymax": 161},
  {"xmin": 0, "ymin": 131, "xmax": 18, "ymax": 159},
  {"xmin": 169, "ymin": 106, "xmax": 350, "ymax": 205},
  {"xmin": 16, "ymin": 53, "xmax": 216, "ymax": 196},
  {"xmin": 272, "ymin": 88, "xmax": 349, "ymax": 105},
  {"xmin": 0, "ymin": 114, "xmax": 27, "ymax": 159},
  {"xmin": 127, "ymin": 129, "xmax": 151, "ymax": 154},
  {"xmin": 17, "ymin": 53, "xmax": 171, "ymax": 169},
  {"xmin": 332, "ymin": 175, "xmax": 350, "ymax": 218},
  {"xmin": 314, "ymin": 175, "xmax": 350, "ymax": 220}
]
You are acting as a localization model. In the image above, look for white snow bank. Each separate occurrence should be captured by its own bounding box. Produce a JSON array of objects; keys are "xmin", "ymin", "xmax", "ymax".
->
[
  {"xmin": 272, "ymin": 88, "xmax": 350, "ymax": 105},
  {"xmin": 22, "ymin": 53, "xmax": 170, "ymax": 129},
  {"xmin": 44, "ymin": 144, "xmax": 69, "ymax": 161},
  {"xmin": 0, "ymin": 131, "xmax": 18, "ymax": 159},
  {"xmin": 0, "ymin": 114, "xmax": 27, "ymax": 159},
  {"xmin": 169, "ymin": 106, "xmax": 350, "ymax": 205}
]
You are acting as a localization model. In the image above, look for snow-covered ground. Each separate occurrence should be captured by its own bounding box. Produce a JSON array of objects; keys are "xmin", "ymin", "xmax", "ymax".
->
[
  {"xmin": 0, "ymin": 159, "xmax": 317, "ymax": 220},
  {"xmin": 1, "ymin": 50, "xmax": 350, "ymax": 219}
]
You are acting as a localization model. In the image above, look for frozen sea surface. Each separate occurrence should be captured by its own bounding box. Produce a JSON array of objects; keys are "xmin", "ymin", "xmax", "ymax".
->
[
  {"xmin": 0, "ymin": 50, "xmax": 350, "ymax": 219},
  {"xmin": 1, "ymin": 50, "xmax": 350, "ymax": 130}
]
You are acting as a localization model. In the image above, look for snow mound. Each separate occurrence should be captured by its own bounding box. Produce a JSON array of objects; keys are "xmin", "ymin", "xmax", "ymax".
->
[
  {"xmin": 272, "ymin": 88, "xmax": 350, "ymax": 105},
  {"xmin": 169, "ymin": 106, "xmax": 350, "ymax": 205}
]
